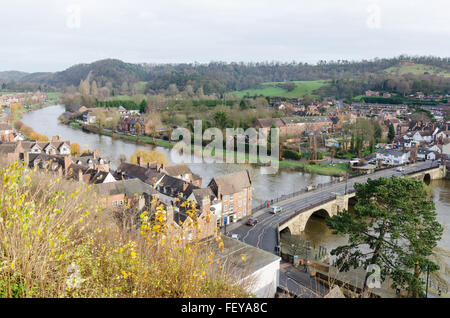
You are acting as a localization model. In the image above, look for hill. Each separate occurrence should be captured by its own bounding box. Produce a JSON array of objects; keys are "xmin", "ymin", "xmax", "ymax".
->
[
  {"xmin": 0, "ymin": 71, "xmax": 29, "ymax": 82},
  {"xmin": 19, "ymin": 59, "xmax": 149, "ymax": 88},
  {"xmin": 232, "ymin": 80, "xmax": 329, "ymax": 98},
  {"xmin": 384, "ymin": 63, "xmax": 450, "ymax": 77}
]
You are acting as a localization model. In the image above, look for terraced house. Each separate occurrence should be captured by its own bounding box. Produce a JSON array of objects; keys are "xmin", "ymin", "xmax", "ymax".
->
[{"xmin": 208, "ymin": 170, "xmax": 252, "ymax": 226}]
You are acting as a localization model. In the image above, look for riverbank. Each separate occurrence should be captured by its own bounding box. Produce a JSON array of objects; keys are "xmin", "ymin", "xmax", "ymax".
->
[{"xmin": 67, "ymin": 120, "xmax": 350, "ymax": 176}]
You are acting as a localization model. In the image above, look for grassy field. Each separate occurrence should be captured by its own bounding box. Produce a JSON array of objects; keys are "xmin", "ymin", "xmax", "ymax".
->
[
  {"xmin": 231, "ymin": 80, "xmax": 329, "ymax": 98},
  {"xmin": 384, "ymin": 64, "xmax": 450, "ymax": 77}
]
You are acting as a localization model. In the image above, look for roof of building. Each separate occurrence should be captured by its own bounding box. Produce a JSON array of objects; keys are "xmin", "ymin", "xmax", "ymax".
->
[
  {"xmin": 255, "ymin": 118, "xmax": 286, "ymax": 128},
  {"xmin": 95, "ymin": 178, "xmax": 158, "ymax": 197},
  {"xmin": 164, "ymin": 164, "xmax": 192, "ymax": 177},
  {"xmin": 0, "ymin": 123, "xmax": 12, "ymax": 130},
  {"xmin": 377, "ymin": 149, "xmax": 408, "ymax": 157},
  {"xmin": 157, "ymin": 174, "xmax": 199, "ymax": 198},
  {"xmin": 209, "ymin": 170, "xmax": 251, "ymax": 195}
]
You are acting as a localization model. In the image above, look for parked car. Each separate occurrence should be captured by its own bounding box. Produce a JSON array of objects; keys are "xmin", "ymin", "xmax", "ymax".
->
[
  {"xmin": 270, "ymin": 206, "xmax": 282, "ymax": 214},
  {"xmin": 231, "ymin": 233, "xmax": 240, "ymax": 240},
  {"xmin": 396, "ymin": 167, "xmax": 405, "ymax": 172},
  {"xmin": 349, "ymin": 158, "xmax": 360, "ymax": 165},
  {"xmin": 246, "ymin": 218, "xmax": 258, "ymax": 226}
]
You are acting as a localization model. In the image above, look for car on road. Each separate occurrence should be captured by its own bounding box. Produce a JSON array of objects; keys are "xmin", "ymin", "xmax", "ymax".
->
[
  {"xmin": 270, "ymin": 206, "xmax": 282, "ymax": 214},
  {"xmin": 246, "ymin": 218, "xmax": 258, "ymax": 226},
  {"xmin": 231, "ymin": 233, "xmax": 240, "ymax": 240},
  {"xmin": 396, "ymin": 167, "xmax": 405, "ymax": 172}
]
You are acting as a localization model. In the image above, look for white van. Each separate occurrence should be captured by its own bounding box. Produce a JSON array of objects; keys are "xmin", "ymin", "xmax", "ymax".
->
[{"xmin": 271, "ymin": 206, "xmax": 282, "ymax": 214}]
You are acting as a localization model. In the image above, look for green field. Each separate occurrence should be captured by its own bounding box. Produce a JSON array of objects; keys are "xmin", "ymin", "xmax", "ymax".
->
[
  {"xmin": 384, "ymin": 64, "xmax": 450, "ymax": 77},
  {"xmin": 231, "ymin": 80, "xmax": 329, "ymax": 98}
]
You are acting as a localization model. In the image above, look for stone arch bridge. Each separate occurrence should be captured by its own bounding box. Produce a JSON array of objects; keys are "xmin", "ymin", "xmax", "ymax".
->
[{"xmin": 278, "ymin": 165, "xmax": 446, "ymax": 236}]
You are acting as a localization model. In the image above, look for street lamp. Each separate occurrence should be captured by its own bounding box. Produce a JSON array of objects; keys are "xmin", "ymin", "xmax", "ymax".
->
[{"xmin": 425, "ymin": 264, "xmax": 430, "ymax": 298}]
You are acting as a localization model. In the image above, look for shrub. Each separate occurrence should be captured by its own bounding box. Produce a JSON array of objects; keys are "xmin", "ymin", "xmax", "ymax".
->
[
  {"xmin": 0, "ymin": 162, "xmax": 250, "ymax": 298},
  {"xmin": 283, "ymin": 149, "xmax": 301, "ymax": 160}
]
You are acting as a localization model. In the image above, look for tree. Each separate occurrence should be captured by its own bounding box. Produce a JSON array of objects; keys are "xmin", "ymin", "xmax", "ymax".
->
[
  {"xmin": 326, "ymin": 177, "xmax": 443, "ymax": 297},
  {"xmin": 134, "ymin": 122, "xmax": 142, "ymax": 136},
  {"xmin": 79, "ymin": 80, "xmax": 90, "ymax": 97},
  {"xmin": 388, "ymin": 123, "xmax": 396, "ymax": 143},
  {"xmin": 70, "ymin": 143, "xmax": 81, "ymax": 156},
  {"xmin": 129, "ymin": 150, "xmax": 168, "ymax": 166},
  {"xmin": 91, "ymin": 80, "xmax": 98, "ymax": 98},
  {"xmin": 213, "ymin": 111, "xmax": 228, "ymax": 129},
  {"xmin": 139, "ymin": 99, "xmax": 147, "ymax": 114}
]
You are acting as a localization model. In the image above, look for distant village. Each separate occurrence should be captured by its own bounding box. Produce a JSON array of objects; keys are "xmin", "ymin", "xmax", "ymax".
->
[{"xmin": 2, "ymin": 89, "xmax": 450, "ymax": 241}]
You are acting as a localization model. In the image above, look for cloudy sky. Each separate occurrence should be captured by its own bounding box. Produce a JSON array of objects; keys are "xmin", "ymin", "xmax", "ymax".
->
[{"xmin": 1, "ymin": 0, "xmax": 449, "ymax": 72}]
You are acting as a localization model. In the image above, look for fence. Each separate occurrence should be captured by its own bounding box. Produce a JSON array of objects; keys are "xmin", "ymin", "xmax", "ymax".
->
[{"xmin": 251, "ymin": 163, "xmax": 440, "ymax": 213}]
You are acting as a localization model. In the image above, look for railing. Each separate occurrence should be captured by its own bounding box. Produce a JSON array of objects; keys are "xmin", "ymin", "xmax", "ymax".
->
[
  {"xmin": 251, "ymin": 178, "xmax": 343, "ymax": 212},
  {"xmin": 251, "ymin": 163, "xmax": 440, "ymax": 213}
]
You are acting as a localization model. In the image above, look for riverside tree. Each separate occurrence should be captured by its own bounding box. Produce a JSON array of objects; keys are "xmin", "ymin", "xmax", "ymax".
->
[{"xmin": 326, "ymin": 177, "xmax": 443, "ymax": 298}]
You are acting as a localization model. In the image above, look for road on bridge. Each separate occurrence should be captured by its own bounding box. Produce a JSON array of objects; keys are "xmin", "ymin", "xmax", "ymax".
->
[{"xmin": 226, "ymin": 161, "xmax": 438, "ymax": 295}]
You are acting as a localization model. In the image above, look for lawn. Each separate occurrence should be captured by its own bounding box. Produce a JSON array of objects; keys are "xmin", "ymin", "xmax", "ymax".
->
[
  {"xmin": 384, "ymin": 64, "xmax": 450, "ymax": 77},
  {"xmin": 279, "ymin": 161, "xmax": 350, "ymax": 177},
  {"xmin": 231, "ymin": 80, "xmax": 329, "ymax": 98}
]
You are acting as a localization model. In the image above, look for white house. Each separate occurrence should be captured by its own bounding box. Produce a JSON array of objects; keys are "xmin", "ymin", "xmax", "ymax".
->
[
  {"xmin": 376, "ymin": 149, "xmax": 410, "ymax": 166},
  {"xmin": 427, "ymin": 144, "xmax": 442, "ymax": 154},
  {"xmin": 417, "ymin": 149, "xmax": 436, "ymax": 161},
  {"xmin": 412, "ymin": 131, "xmax": 433, "ymax": 143}
]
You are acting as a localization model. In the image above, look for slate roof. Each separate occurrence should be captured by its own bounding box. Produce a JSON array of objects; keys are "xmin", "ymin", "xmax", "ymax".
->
[
  {"xmin": 116, "ymin": 162, "xmax": 163, "ymax": 183},
  {"xmin": 157, "ymin": 174, "xmax": 199, "ymax": 198},
  {"xmin": 377, "ymin": 149, "xmax": 408, "ymax": 157},
  {"xmin": 95, "ymin": 178, "xmax": 157, "ymax": 197}
]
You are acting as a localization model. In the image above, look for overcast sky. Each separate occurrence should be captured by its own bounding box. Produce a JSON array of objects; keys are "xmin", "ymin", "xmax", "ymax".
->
[{"xmin": 1, "ymin": 0, "xmax": 449, "ymax": 72}]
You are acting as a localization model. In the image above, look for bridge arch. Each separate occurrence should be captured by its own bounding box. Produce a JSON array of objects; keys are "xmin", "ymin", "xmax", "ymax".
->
[
  {"xmin": 304, "ymin": 209, "xmax": 332, "ymax": 230},
  {"xmin": 310, "ymin": 208, "xmax": 331, "ymax": 219},
  {"xmin": 423, "ymin": 173, "xmax": 431, "ymax": 185}
]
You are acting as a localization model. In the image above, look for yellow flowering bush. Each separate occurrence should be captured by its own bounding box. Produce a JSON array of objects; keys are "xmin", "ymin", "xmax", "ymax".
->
[{"xmin": 0, "ymin": 162, "xmax": 250, "ymax": 298}]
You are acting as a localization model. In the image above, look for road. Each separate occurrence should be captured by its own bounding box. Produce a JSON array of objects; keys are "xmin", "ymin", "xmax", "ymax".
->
[{"xmin": 226, "ymin": 161, "xmax": 438, "ymax": 295}]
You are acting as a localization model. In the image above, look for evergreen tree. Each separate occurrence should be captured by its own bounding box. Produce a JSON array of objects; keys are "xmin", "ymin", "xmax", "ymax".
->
[{"xmin": 326, "ymin": 177, "xmax": 443, "ymax": 297}]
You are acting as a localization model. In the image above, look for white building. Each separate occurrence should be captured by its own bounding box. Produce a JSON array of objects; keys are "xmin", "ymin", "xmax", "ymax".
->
[
  {"xmin": 376, "ymin": 149, "xmax": 410, "ymax": 166},
  {"xmin": 216, "ymin": 237, "xmax": 281, "ymax": 298}
]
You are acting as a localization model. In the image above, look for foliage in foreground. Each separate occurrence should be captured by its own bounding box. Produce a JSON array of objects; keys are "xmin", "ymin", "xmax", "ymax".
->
[{"xmin": 0, "ymin": 162, "xmax": 250, "ymax": 298}]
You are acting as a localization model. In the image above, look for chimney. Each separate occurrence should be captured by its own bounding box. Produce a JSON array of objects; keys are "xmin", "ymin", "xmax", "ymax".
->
[
  {"xmin": 64, "ymin": 155, "xmax": 72, "ymax": 174},
  {"xmin": 51, "ymin": 136, "xmax": 60, "ymax": 142},
  {"xmin": 166, "ymin": 205, "xmax": 174, "ymax": 223},
  {"xmin": 23, "ymin": 151, "xmax": 29, "ymax": 167},
  {"xmin": 182, "ymin": 182, "xmax": 189, "ymax": 192},
  {"xmin": 147, "ymin": 162, "xmax": 150, "ymax": 169},
  {"xmin": 93, "ymin": 149, "xmax": 100, "ymax": 159},
  {"xmin": 78, "ymin": 167, "xmax": 83, "ymax": 182}
]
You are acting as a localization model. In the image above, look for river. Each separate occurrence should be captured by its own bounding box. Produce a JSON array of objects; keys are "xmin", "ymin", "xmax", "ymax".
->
[
  {"xmin": 22, "ymin": 104, "xmax": 450, "ymax": 293},
  {"xmin": 21, "ymin": 105, "xmax": 336, "ymax": 207}
]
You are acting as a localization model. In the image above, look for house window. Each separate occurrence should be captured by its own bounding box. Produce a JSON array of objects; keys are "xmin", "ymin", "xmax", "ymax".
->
[
  {"xmin": 223, "ymin": 195, "xmax": 229, "ymax": 202},
  {"xmin": 113, "ymin": 201, "xmax": 118, "ymax": 207},
  {"xmin": 119, "ymin": 200, "xmax": 124, "ymax": 206},
  {"xmin": 223, "ymin": 204, "xmax": 228, "ymax": 212},
  {"xmin": 230, "ymin": 195, "xmax": 234, "ymax": 201}
]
